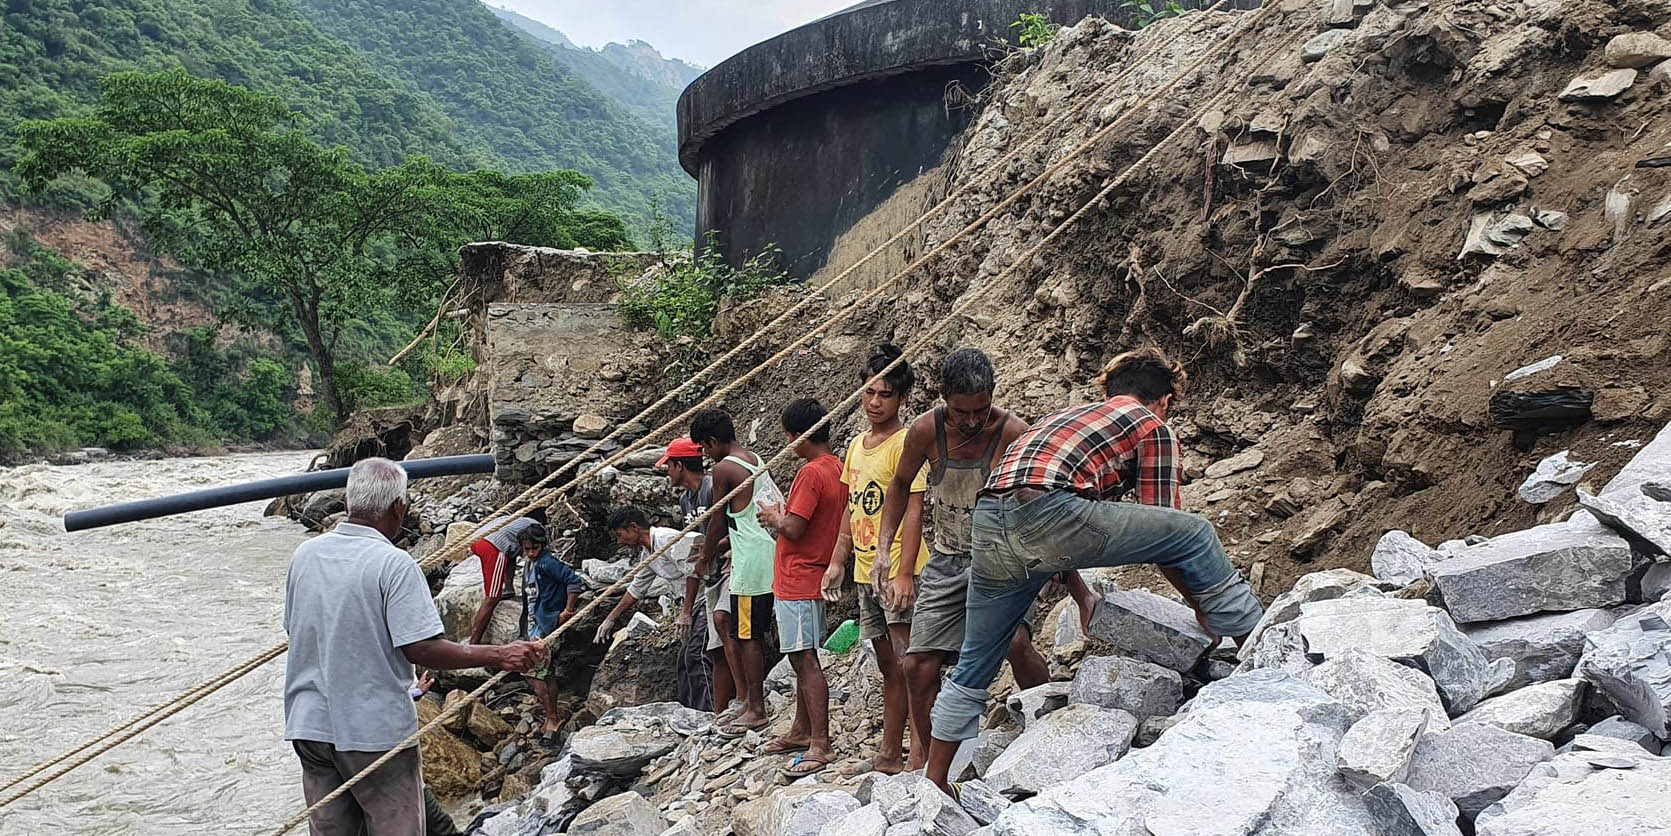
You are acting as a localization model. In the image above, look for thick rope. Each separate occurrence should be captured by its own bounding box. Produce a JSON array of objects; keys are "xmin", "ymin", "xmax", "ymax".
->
[{"xmin": 271, "ymin": 8, "xmax": 1295, "ymax": 832}]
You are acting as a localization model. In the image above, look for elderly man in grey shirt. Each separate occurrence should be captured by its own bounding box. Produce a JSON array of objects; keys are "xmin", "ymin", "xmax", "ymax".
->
[{"xmin": 284, "ymin": 458, "xmax": 545, "ymax": 835}]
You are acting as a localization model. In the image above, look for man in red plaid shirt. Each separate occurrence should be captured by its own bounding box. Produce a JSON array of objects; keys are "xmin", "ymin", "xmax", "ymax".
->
[{"xmin": 924, "ymin": 347, "xmax": 1264, "ymax": 794}]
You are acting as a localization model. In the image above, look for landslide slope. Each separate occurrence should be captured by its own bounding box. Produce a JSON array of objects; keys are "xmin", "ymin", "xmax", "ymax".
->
[{"xmin": 705, "ymin": 0, "xmax": 1671, "ymax": 598}]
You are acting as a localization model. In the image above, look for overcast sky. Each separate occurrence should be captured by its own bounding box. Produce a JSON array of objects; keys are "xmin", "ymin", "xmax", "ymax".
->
[{"xmin": 486, "ymin": 0, "xmax": 856, "ymax": 67}]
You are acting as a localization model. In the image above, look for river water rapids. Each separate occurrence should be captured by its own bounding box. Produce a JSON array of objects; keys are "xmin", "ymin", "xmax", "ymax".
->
[{"xmin": 0, "ymin": 451, "xmax": 317, "ymax": 834}]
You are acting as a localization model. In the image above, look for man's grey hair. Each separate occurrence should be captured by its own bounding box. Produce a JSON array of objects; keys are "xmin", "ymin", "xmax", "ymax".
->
[
  {"xmin": 345, "ymin": 457, "xmax": 408, "ymax": 514},
  {"xmin": 941, "ymin": 347, "xmax": 996, "ymax": 396}
]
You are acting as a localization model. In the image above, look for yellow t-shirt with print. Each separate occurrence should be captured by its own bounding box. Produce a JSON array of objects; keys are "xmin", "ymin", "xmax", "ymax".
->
[{"xmin": 843, "ymin": 427, "xmax": 929, "ymax": 584}]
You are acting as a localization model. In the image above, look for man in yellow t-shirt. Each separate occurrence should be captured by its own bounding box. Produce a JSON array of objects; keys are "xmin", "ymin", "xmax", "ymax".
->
[{"xmin": 822, "ymin": 343, "xmax": 927, "ymax": 775}]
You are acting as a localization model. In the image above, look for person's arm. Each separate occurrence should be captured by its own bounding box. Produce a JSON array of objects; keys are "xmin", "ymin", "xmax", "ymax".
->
[
  {"xmin": 402, "ymin": 636, "xmax": 543, "ymax": 672},
  {"xmin": 888, "ymin": 490, "xmax": 927, "ymax": 610},
  {"xmin": 875, "ymin": 417, "xmax": 933, "ymax": 583},
  {"xmin": 676, "ymin": 574, "xmax": 700, "ymax": 638},
  {"xmin": 697, "ymin": 463, "xmax": 739, "ymax": 576},
  {"xmin": 552, "ymin": 561, "xmax": 583, "ymax": 622},
  {"xmin": 759, "ymin": 502, "xmax": 809, "ymax": 539},
  {"xmin": 822, "ymin": 504, "xmax": 853, "ymax": 601},
  {"xmin": 597, "ymin": 564, "xmax": 645, "ymax": 643}
]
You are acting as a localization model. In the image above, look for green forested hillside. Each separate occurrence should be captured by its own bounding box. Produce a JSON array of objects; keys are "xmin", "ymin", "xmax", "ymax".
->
[
  {"xmin": 0, "ymin": 0, "xmax": 480, "ymax": 182},
  {"xmin": 294, "ymin": 0, "xmax": 694, "ymax": 231},
  {"xmin": 0, "ymin": 0, "xmax": 695, "ymax": 229}
]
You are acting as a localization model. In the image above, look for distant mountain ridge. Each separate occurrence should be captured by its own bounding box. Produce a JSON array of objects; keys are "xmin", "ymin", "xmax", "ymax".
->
[
  {"xmin": 485, "ymin": 4, "xmax": 702, "ymax": 133},
  {"xmin": 599, "ymin": 40, "xmax": 705, "ymax": 90}
]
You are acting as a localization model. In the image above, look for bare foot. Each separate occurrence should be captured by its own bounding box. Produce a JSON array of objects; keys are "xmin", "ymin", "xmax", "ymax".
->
[{"xmin": 873, "ymin": 755, "xmax": 906, "ymax": 775}]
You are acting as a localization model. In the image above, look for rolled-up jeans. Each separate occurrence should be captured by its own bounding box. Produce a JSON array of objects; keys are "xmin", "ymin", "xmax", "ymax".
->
[{"xmin": 929, "ymin": 489, "xmax": 1264, "ymax": 741}]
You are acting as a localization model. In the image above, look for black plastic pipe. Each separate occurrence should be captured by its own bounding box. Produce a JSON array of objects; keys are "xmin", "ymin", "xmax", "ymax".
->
[{"xmin": 62, "ymin": 454, "xmax": 496, "ymax": 532}]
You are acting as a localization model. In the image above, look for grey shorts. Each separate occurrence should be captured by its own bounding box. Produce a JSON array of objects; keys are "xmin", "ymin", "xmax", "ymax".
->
[
  {"xmin": 703, "ymin": 570, "xmax": 734, "ymax": 652},
  {"xmin": 775, "ymin": 598, "xmax": 826, "ymax": 653},
  {"xmin": 907, "ymin": 551, "xmax": 1036, "ymax": 660},
  {"xmin": 857, "ymin": 581, "xmax": 913, "ymax": 642}
]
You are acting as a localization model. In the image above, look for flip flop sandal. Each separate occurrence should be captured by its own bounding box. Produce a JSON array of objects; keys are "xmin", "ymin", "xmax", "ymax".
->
[
  {"xmin": 715, "ymin": 719, "xmax": 768, "ymax": 740},
  {"xmin": 535, "ymin": 731, "xmax": 562, "ymax": 749},
  {"xmin": 780, "ymin": 752, "xmax": 831, "ymax": 778},
  {"xmin": 946, "ymin": 781, "xmax": 964, "ymax": 802},
  {"xmin": 760, "ymin": 737, "xmax": 810, "ymax": 755}
]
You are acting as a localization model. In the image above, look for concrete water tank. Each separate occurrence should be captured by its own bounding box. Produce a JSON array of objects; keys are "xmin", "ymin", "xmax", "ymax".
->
[{"xmin": 676, "ymin": 0, "xmax": 1254, "ymax": 285}]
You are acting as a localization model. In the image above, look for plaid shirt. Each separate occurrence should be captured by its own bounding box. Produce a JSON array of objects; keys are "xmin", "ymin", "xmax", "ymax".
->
[{"xmin": 984, "ymin": 396, "xmax": 1181, "ymax": 507}]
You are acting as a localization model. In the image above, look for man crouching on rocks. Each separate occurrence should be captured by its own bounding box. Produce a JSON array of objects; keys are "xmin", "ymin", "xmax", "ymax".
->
[
  {"xmin": 923, "ymin": 348, "xmax": 1265, "ymax": 796},
  {"xmin": 284, "ymin": 457, "xmax": 545, "ymax": 835}
]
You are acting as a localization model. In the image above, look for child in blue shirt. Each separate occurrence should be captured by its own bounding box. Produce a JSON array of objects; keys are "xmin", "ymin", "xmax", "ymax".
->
[{"xmin": 519, "ymin": 524, "xmax": 581, "ymax": 742}]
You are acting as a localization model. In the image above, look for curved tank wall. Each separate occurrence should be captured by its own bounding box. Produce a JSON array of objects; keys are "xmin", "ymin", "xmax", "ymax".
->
[{"xmin": 676, "ymin": 0, "xmax": 1257, "ymax": 282}]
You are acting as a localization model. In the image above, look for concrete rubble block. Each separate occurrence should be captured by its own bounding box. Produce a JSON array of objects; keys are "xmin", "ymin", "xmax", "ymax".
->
[
  {"xmin": 1363, "ymin": 782, "xmax": 1464, "ymax": 836},
  {"xmin": 758, "ymin": 789, "xmax": 862, "ymax": 836},
  {"xmin": 952, "ymin": 779, "xmax": 1010, "ymax": 826},
  {"xmin": 1459, "ymin": 212, "xmax": 1535, "ymax": 258},
  {"xmin": 1301, "ymin": 28, "xmax": 1349, "ymax": 61},
  {"xmin": 1602, "ymin": 421, "xmax": 1671, "ymax": 499},
  {"xmin": 869, "ymin": 772, "xmax": 979, "ymax": 835},
  {"xmin": 1577, "ymin": 489, "xmax": 1671, "ymax": 557},
  {"xmin": 584, "ymin": 558, "xmax": 631, "ymax": 586},
  {"xmin": 1463, "ymin": 608, "xmax": 1616, "ymax": 692},
  {"xmin": 1302, "ymin": 648, "xmax": 1451, "ymax": 727},
  {"xmin": 1003, "ymin": 681, "xmax": 1070, "ymax": 728},
  {"xmin": 1474, "ymin": 748, "xmax": 1671, "ymax": 835},
  {"xmin": 1517, "ymin": 451, "xmax": 1596, "ymax": 504},
  {"xmin": 1372, "ymin": 531, "xmax": 1445, "ymax": 587},
  {"xmin": 1235, "ymin": 619, "xmax": 1315, "ymax": 676},
  {"xmin": 966, "ymin": 728, "xmax": 1019, "ymax": 779},
  {"xmin": 1456, "ymin": 679, "xmax": 1584, "ymax": 741},
  {"xmin": 598, "ymin": 701, "xmax": 715, "ymax": 737},
  {"xmin": 1241, "ymin": 567, "xmax": 1388, "ymax": 654},
  {"xmin": 1086, "ymin": 587, "xmax": 1215, "ymax": 672},
  {"xmin": 1066, "ymin": 654, "xmax": 1183, "ymax": 721},
  {"xmin": 1337, "ymin": 707, "xmax": 1433, "ymax": 788},
  {"xmin": 1558, "ymin": 68, "xmax": 1638, "ymax": 101},
  {"xmin": 989, "ymin": 679, "xmax": 1377, "ymax": 834},
  {"xmin": 568, "ymin": 723, "xmax": 679, "ymax": 776},
  {"xmin": 1642, "ymin": 561, "xmax": 1671, "ymax": 603},
  {"xmin": 1556, "ymin": 731, "xmax": 1661, "ymax": 757},
  {"xmin": 566, "ymin": 791, "xmax": 665, "ymax": 836},
  {"xmin": 1187, "ymin": 669, "xmax": 1354, "ymax": 731},
  {"xmin": 818, "ymin": 804, "xmax": 889, "ymax": 836},
  {"xmin": 983, "ymin": 703, "xmax": 1138, "ymax": 796},
  {"xmin": 1575, "ymin": 599, "xmax": 1671, "ymax": 739},
  {"xmin": 1428, "ymin": 522, "xmax": 1633, "ymax": 622},
  {"xmin": 1296, "ymin": 598, "xmax": 1493, "ymax": 714},
  {"xmin": 1405, "ymin": 722, "xmax": 1554, "ymax": 821},
  {"xmin": 1604, "ymin": 32, "xmax": 1671, "ymax": 68},
  {"xmin": 1583, "ymin": 715, "xmax": 1660, "ymax": 751}
]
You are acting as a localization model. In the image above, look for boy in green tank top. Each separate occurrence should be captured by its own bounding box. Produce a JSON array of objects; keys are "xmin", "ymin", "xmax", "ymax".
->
[{"xmin": 691, "ymin": 408, "xmax": 780, "ymax": 737}]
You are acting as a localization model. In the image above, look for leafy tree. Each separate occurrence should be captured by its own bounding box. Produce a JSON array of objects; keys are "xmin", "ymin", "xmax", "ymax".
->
[{"xmin": 16, "ymin": 69, "xmax": 452, "ymax": 419}]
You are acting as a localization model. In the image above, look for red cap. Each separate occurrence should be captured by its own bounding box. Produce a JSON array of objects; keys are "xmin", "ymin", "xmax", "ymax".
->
[{"xmin": 656, "ymin": 438, "xmax": 704, "ymax": 467}]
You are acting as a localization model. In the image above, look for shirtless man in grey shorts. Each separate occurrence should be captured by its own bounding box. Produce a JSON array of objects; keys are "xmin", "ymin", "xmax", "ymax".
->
[{"xmin": 874, "ymin": 347, "xmax": 1098, "ymax": 770}]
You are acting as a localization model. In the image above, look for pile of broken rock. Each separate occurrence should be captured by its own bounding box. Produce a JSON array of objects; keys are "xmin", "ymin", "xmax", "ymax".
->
[{"xmin": 472, "ymin": 425, "xmax": 1671, "ymax": 835}]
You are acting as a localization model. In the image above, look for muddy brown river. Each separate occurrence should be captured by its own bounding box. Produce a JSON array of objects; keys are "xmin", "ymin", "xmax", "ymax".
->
[{"xmin": 0, "ymin": 451, "xmax": 317, "ymax": 834}]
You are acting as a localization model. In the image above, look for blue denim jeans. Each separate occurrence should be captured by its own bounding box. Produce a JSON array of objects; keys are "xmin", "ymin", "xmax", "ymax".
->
[{"xmin": 929, "ymin": 490, "xmax": 1263, "ymax": 741}]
